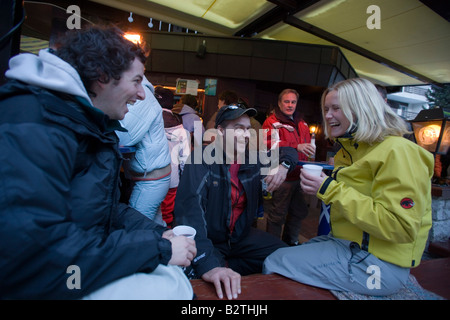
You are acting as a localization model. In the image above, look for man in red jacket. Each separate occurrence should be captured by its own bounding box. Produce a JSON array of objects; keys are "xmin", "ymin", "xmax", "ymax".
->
[{"xmin": 262, "ymin": 89, "xmax": 315, "ymax": 245}]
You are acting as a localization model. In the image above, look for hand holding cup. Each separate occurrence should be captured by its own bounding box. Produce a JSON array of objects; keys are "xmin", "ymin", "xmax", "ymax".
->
[
  {"xmin": 300, "ymin": 164, "xmax": 327, "ymax": 195},
  {"xmin": 173, "ymin": 225, "xmax": 196, "ymax": 239},
  {"xmin": 169, "ymin": 225, "xmax": 197, "ymax": 266}
]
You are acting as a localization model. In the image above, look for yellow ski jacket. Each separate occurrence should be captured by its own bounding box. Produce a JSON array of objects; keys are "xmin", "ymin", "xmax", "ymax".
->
[{"xmin": 317, "ymin": 135, "xmax": 434, "ymax": 268}]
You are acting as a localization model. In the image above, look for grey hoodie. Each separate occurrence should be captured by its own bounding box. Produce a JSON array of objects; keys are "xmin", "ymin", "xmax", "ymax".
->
[{"xmin": 5, "ymin": 49, "xmax": 93, "ymax": 106}]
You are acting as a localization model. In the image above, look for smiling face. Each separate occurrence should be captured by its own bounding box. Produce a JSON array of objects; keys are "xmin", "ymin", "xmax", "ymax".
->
[
  {"xmin": 91, "ymin": 58, "xmax": 146, "ymax": 120},
  {"xmin": 218, "ymin": 114, "xmax": 252, "ymax": 160},
  {"xmin": 278, "ymin": 92, "xmax": 297, "ymax": 118},
  {"xmin": 323, "ymin": 90, "xmax": 351, "ymax": 138}
]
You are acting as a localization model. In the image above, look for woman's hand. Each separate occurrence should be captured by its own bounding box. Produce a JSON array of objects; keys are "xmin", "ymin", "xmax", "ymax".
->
[{"xmin": 300, "ymin": 168, "xmax": 327, "ymax": 195}]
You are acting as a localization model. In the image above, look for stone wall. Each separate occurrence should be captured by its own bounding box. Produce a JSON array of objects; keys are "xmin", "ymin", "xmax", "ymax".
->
[{"xmin": 429, "ymin": 187, "xmax": 450, "ymax": 243}]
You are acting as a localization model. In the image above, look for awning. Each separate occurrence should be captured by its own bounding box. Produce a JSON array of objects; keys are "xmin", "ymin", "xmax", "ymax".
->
[{"xmin": 89, "ymin": 0, "xmax": 450, "ymax": 86}]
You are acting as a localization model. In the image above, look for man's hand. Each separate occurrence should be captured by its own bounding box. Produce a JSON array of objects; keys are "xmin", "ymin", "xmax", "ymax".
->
[
  {"xmin": 201, "ymin": 267, "xmax": 241, "ymax": 300},
  {"xmin": 168, "ymin": 236, "xmax": 197, "ymax": 267},
  {"xmin": 297, "ymin": 143, "xmax": 316, "ymax": 158},
  {"xmin": 265, "ymin": 165, "xmax": 288, "ymax": 192},
  {"xmin": 162, "ymin": 229, "xmax": 174, "ymax": 240}
]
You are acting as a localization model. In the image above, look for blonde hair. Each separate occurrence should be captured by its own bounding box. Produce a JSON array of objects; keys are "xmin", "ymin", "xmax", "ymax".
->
[{"xmin": 321, "ymin": 78, "xmax": 409, "ymax": 144}]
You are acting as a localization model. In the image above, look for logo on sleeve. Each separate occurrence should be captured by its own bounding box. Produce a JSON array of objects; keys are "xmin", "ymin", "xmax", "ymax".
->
[{"xmin": 400, "ymin": 198, "xmax": 414, "ymax": 209}]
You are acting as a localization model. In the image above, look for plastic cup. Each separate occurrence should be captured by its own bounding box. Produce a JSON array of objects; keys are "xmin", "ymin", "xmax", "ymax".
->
[
  {"xmin": 302, "ymin": 164, "xmax": 323, "ymax": 177},
  {"xmin": 173, "ymin": 225, "xmax": 196, "ymax": 239}
]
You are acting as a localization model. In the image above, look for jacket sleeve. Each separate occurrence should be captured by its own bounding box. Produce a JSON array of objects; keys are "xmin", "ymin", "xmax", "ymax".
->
[
  {"xmin": 0, "ymin": 121, "xmax": 172, "ymax": 299},
  {"xmin": 262, "ymin": 116, "xmax": 298, "ymax": 172},
  {"xmin": 173, "ymin": 162, "xmax": 222, "ymax": 276},
  {"xmin": 317, "ymin": 143, "xmax": 434, "ymax": 244},
  {"xmin": 278, "ymin": 146, "xmax": 299, "ymax": 172},
  {"xmin": 262, "ymin": 116, "xmax": 279, "ymax": 150},
  {"xmin": 177, "ymin": 127, "xmax": 191, "ymax": 172}
]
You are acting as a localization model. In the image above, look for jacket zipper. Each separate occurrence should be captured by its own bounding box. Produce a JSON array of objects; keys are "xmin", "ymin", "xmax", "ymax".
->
[{"xmin": 335, "ymin": 138, "xmax": 353, "ymax": 164}]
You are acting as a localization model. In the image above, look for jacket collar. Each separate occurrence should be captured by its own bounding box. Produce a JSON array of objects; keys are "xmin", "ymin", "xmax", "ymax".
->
[
  {"xmin": 274, "ymin": 107, "xmax": 303, "ymax": 125},
  {"xmin": 335, "ymin": 134, "xmax": 384, "ymax": 165}
]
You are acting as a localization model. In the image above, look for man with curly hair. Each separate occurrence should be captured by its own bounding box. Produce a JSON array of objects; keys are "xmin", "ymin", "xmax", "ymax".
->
[{"xmin": 0, "ymin": 26, "xmax": 196, "ymax": 299}]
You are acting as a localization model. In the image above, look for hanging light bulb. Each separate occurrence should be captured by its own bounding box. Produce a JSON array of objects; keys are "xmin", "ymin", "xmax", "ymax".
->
[
  {"xmin": 128, "ymin": 12, "xmax": 134, "ymax": 23},
  {"xmin": 148, "ymin": 18, "xmax": 153, "ymax": 28},
  {"xmin": 124, "ymin": 33, "xmax": 141, "ymax": 44}
]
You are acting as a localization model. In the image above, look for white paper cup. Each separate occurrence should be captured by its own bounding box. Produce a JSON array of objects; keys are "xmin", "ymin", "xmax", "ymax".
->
[
  {"xmin": 173, "ymin": 225, "xmax": 196, "ymax": 239},
  {"xmin": 302, "ymin": 164, "xmax": 323, "ymax": 177}
]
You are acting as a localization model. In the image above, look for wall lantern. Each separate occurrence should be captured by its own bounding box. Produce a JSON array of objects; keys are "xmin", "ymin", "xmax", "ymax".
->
[{"xmin": 410, "ymin": 108, "xmax": 450, "ymax": 155}]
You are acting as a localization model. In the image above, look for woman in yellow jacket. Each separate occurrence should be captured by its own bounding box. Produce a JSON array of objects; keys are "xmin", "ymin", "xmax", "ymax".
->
[{"xmin": 263, "ymin": 78, "xmax": 434, "ymax": 296}]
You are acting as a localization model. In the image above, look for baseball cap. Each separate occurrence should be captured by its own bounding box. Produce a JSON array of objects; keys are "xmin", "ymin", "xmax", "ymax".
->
[{"xmin": 215, "ymin": 103, "xmax": 257, "ymax": 128}]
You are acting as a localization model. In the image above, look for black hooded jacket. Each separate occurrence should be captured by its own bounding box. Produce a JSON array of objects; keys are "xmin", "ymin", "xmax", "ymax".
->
[{"xmin": 0, "ymin": 80, "xmax": 171, "ymax": 299}]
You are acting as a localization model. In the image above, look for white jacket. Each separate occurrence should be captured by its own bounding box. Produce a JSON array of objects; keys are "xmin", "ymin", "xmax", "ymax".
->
[
  {"xmin": 163, "ymin": 109, "xmax": 190, "ymax": 188},
  {"xmin": 117, "ymin": 77, "xmax": 170, "ymax": 174}
]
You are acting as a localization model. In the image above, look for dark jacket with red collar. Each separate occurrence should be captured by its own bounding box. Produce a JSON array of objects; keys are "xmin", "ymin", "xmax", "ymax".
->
[{"xmin": 174, "ymin": 145, "xmax": 297, "ymax": 276}]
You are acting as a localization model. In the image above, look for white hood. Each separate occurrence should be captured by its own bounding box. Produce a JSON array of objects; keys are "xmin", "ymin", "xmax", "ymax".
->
[{"xmin": 5, "ymin": 49, "xmax": 93, "ymax": 105}]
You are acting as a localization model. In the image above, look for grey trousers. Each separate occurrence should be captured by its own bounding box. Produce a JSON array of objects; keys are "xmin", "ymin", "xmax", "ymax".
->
[{"xmin": 263, "ymin": 235, "xmax": 410, "ymax": 296}]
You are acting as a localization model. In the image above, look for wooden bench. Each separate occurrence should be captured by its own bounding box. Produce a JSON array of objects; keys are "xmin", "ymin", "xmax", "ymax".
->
[
  {"xmin": 191, "ymin": 273, "xmax": 335, "ymax": 300},
  {"xmin": 410, "ymin": 257, "xmax": 450, "ymax": 299},
  {"xmin": 428, "ymin": 239, "xmax": 450, "ymax": 257},
  {"xmin": 190, "ymin": 257, "xmax": 450, "ymax": 300}
]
